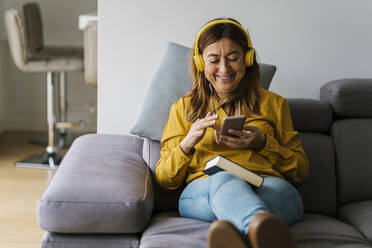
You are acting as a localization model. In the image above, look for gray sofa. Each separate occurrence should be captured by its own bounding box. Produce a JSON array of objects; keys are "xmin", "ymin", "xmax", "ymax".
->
[{"xmin": 37, "ymin": 79, "xmax": 372, "ymax": 248}]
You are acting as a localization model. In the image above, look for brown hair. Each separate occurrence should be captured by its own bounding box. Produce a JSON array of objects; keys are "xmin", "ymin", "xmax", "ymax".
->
[{"xmin": 185, "ymin": 18, "xmax": 261, "ymax": 122}]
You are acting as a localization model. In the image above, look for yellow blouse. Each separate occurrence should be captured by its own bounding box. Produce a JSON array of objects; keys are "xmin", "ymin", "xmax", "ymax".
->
[{"xmin": 155, "ymin": 89, "xmax": 310, "ymax": 191}]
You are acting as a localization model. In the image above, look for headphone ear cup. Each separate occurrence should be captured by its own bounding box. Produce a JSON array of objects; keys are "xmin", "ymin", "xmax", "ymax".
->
[
  {"xmin": 193, "ymin": 54, "xmax": 205, "ymax": 72},
  {"xmin": 245, "ymin": 49, "xmax": 255, "ymax": 67}
]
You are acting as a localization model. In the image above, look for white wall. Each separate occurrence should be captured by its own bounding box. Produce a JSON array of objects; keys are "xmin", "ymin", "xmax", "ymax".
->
[
  {"xmin": 99, "ymin": 0, "xmax": 372, "ymax": 135},
  {"xmin": 1, "ymin": 0, "xmax": 97, "ymax": 132}
]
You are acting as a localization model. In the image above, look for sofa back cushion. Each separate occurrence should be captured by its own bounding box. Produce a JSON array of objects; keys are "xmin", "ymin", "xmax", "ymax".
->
[
  {"xmin": 332, "ymin": 119, "xmax": 372, "ymax": 206},
  {"xmin": 286, "ymin": 98, "xmax": 337, "ymax": 216},
  {"xmin": 295, "ymin": 132, "xmax": 337, "ymax": 216},
  {"xmin": 321, "ymin": 79, "xmax": 372, "ymax": 206},
  {"xmin": 287, "ymin": 99, "xmax": 332, "ymax": 133}
]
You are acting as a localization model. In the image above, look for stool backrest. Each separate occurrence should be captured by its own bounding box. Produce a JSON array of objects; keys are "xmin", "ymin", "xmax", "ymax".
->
[
  {"xmin": 4, "ymin": 9, "xmax": 29, "ymax": 70},
  {"xmin": 23, "ymin": 2, "xmax": 44, "ymax": 57}
]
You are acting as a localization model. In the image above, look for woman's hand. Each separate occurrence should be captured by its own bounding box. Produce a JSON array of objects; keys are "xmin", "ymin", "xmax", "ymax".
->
[
  {"xmin": 180, "ymin": 112, "xmax": 218, "ymax": 155},
  {"xmin": 218, "ymin": 125, "xmax": 266, "ymax": 151}
]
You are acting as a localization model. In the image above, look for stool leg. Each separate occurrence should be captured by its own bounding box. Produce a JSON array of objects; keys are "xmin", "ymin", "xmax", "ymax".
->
[
  {"xmin": 16, "ymin": 72, "xmax": 62, "ymax": 169},
  {"xmin": 46, "ymin": 71, "xmax": 58, "ymax": 169},
  {"xmin": 57, "ymin": 71, "xmax": 67, "ymax": 147},
  {"xmin": 59, "ymin": 72, "xmax": 67, "ymax": 123}
]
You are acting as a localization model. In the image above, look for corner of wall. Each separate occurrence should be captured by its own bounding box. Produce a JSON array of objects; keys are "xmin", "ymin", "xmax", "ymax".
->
[{"xmin": 0, "ymin": 40, "xmax": 9, "ymax": 133}]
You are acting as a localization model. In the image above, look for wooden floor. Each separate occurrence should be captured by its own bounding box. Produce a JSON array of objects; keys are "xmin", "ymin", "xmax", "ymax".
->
[{"xmin": 0, "ymin": 132, "xmax": 69, "ymax": 248}]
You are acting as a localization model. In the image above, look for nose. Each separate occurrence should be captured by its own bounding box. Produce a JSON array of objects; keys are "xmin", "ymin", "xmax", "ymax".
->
[{"xmin": 219, "ymin": 59, "xmax": 229, "ymax": 73}]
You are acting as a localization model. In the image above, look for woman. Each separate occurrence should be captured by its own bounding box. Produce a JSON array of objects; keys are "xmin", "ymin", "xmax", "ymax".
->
[{"xmin": 156, "ymin": 18, "xmax": 309, "ymax": 248}]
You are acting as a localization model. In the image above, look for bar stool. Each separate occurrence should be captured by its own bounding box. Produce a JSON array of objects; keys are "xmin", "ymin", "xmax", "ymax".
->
[
  {"xmin": 4, "ymin": 8, "xmax": 83, "ymax": 169},
  {"xmin": 23, "ymin": 2, "xmax": 89, "ymax": 148}
]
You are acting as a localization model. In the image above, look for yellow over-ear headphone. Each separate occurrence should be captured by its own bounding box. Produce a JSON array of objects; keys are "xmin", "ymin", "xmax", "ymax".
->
[{"xmin": 193, "ymin": 19, "xmax": 255, "ymax": 72}]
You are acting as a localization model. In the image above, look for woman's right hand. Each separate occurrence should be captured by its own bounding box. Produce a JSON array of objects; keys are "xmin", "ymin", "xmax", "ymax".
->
[{"xmin": 179, "ymin": 112, "xmax": 218, "ymax": 155}]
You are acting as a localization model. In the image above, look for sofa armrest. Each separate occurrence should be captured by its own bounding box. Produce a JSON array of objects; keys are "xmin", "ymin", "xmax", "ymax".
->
[{"xmin": 38, "ymin": 134, "xmax": 154, "ymax": 234}]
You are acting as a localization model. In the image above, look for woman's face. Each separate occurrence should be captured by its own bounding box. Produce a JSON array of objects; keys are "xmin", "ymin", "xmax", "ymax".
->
[{"xmin": 202, "ymin": 37, "xmax": 246, "ymax": 98}]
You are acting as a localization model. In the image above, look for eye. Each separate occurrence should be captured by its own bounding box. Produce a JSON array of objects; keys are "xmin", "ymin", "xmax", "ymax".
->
[
  {"xmin": 209, "ymin": 60, "xmax": 219, "ymax": 64},
  {"xmin": 228, "ymin": 57, "xmax": 238, "ymax": 62}
]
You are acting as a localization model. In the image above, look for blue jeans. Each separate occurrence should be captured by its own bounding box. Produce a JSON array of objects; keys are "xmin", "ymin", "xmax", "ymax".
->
[{"xmin": 179, "ymin": 171, "xmax": 303, "ymax": 234}]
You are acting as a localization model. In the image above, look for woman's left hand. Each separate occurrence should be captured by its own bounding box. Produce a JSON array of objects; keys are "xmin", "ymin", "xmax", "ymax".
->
[{"xmin": 218, "ymin": 125, "xmax": 266, "ymax": 151}]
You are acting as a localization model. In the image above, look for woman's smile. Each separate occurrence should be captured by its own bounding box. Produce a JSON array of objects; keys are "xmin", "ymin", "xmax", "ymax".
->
[{"xmin": 216, "ymin": 74, "xmax": 235, "ymax": 81}]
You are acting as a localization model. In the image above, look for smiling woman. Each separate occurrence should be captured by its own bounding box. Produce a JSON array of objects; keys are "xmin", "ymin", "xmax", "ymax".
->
[{"xmin": 155, "ymin": 17, "xmax": 309, "ymax": 248}]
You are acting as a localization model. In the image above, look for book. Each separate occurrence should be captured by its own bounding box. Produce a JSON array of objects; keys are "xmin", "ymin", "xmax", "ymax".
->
[{"xmin": 203, "ymin": 155, "xmax": 263, "ymax": 187}]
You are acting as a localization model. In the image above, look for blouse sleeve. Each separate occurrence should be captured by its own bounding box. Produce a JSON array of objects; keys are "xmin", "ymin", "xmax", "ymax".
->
[
  {"xmin": 155, "ymin": 100, "xmax": 193, "ymax": 191},
  {"xmin": 258, "ymin": 98, "xmax": 310, "ymax": 183}
]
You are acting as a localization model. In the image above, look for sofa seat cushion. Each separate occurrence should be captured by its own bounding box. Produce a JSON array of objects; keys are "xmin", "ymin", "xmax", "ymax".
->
[
  {"xmin": 38, "ymin": 134, "xmax": 154, "ymax": 234},
  {"xmin": 339, "ymin": 201, "xmax": 372, "ymax": 242},
  {"xmin": 41, "ymin": 232, "xmax": 140, "ymax": 248},
  {"xmin": 139, "ymin": 211, "xmax": 210, "ymax": 248},
  {"xmin": 292, "ymin": 213, "xmax": 371, "ymax": 248}
]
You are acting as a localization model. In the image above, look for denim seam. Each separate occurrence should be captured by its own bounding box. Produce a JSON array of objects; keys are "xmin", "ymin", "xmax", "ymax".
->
[
  {"xmin": 263, "ymin": 189, "xmax": 299, "ymax": 211},
  {"xmin": 209, "ymin": 179, "xmax": 255, "ymax": 230}
]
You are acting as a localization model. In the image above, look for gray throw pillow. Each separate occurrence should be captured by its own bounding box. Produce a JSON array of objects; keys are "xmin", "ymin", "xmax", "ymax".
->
[{"xmin": 130, "ymin": 42, "xmax": 276, "ymax": 141}]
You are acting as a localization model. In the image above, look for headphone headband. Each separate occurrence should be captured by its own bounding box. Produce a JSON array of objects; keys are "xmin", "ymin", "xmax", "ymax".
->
[
  {"xmin": 194, "ymin": 19, "xmax": 253, "ymax": 57},
  {"xmin": 193, "ymin": 19, "xmax": 254, "ymax": 71}
]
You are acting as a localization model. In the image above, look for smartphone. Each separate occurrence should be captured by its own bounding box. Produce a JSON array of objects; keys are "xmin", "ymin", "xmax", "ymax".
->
[{"xmin": 220, "ymin": 116, "xmax": 246, "ymax": 138}]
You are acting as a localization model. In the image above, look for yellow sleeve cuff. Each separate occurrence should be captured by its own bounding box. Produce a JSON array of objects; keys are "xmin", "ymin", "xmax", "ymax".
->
[
  {"xmin": 176, "ymin": 144, "xmax": 194, "ymax": 161},
  {"xmin": 257, "ymin": 134, "xmax": 280, "ymax": 159}
]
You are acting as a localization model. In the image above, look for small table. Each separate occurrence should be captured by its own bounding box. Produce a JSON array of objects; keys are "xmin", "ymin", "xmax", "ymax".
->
[{"xmin": 79, "ymin": 12, "xmax": 97, "ymax": 30}]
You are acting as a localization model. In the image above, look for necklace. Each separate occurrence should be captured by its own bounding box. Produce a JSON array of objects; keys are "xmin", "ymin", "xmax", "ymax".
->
[{"xmin": 212, "ymin": 98, "xmax": 241, "ymax": 115}]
